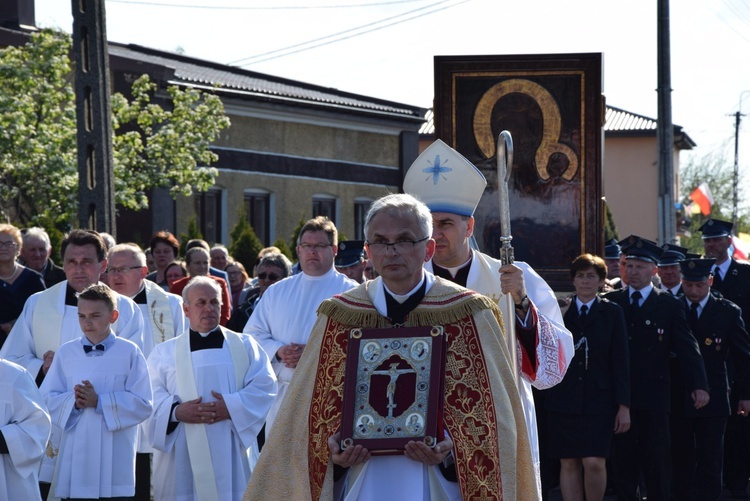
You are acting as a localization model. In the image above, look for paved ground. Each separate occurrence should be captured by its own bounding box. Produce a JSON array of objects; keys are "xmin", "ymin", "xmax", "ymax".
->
[{"xmin": 545, "ymin": 485, "xmax": 746, "ymax": 500}]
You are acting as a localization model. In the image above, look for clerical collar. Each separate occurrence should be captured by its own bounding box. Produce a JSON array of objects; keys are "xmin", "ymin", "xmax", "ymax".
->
[
  {"xmin": 65, "ymin": 283, "xmax": 79, "ymax": 306},
  {"xmin": 432, "ymin": 252, "xmax": 472, "ymax": 287},
  {"xmin": 132, "ymin": 286, "xmax": 148, "ymax": 304},
  {"xmin": 384, "ymin": 275, "xmax": 427, "ymax": 304},
  {"xmin": 384, "ymin": 278, "xmax": 427, "ymax": 325},
  {"xmin": 189, "ymin": 328, "xmax": 224, "ymax": 351}
]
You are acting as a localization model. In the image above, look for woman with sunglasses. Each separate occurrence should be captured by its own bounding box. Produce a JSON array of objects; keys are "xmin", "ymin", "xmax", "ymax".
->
[{"xmin": 226, "ymin": 252, "xmax": 292, "ymax": 332}]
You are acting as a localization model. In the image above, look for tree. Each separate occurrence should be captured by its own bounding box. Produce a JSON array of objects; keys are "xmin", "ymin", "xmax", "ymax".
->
[
  {"xmin": 0, "ymin": 29, "xmax": 230, "ymax": 231},
  {"xmin": 271, "ymin": 238, "xmax": 293, "ymax": 262},
  {"xmin": 679, "ymin": 151, "xmax": 750, "ymax": 253},
  {"xmin": 178, "ymin": 217, "xmax": 203, "ymax": 257},
  {"xmin": 0, "ymin": 29, "xmax": 77, "ymax": 229},
  {"xmin": 289, "ymin": 213, "xmax": 307, "ymax": 262},
  {"xmin": 228, "ymin": 207, "xmax": 264, "ymax": 272}
]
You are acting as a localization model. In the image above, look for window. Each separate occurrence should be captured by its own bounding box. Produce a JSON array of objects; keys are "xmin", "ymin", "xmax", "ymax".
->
[
  {"xmin": 195, "ymin": 189, "xmax": 222, "ymax": 244},
  {"xmin": 245, "ymin": 192, "xmax": 270, "ymax": 245},
  {"xmin": 313, "ymin": 197, "xmax": 337, "ymax": 224},
  {"xmin": 354, "ymin": 199, "xmax": 373, "ymax": 239}
]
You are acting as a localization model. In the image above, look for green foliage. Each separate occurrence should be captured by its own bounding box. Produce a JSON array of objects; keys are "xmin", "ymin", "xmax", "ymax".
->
[
  {"xmin": 603, "ymin": 202, "xmax": 618, "ymax": 242},
  {"xmin": 179, "ymin": 217, "xmax": 203, "ymax": 257},
  {"xmin": 679, "ymin": 151, "xmax": 750, "ymax": 253},
  {"xmin": 111, "ymin": 74, "xmax": 230, "ymax": 211},
  {"xmin": 0, "ymin": 29, "xmax": 230, "ymax": 229},
  {"xmin": 228, "ymin": 207, "xmax": 264, "ymax": 272},
  {"xmin": 289, "ymin": 213, "xmax": 307, "ymax": 262},
  {"xmin": 271, "ymin": 238, "xmax": 293, "ymax": 262},
  {"xmin": 0, "ymin": 29, "xmax": 77, "ymax": 230}
]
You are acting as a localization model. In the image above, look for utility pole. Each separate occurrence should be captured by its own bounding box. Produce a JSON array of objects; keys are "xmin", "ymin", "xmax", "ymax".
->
[
  {"xmin": 732, "ymin": 91, "xmax": 750, "ymax": 229},
  {"xmin": 657, "ymin": 0, "xmax": 676, "ymax": 245},
  {"xmin": 71, "ymin": 0, "xmax": 116, "ymax": 236}
]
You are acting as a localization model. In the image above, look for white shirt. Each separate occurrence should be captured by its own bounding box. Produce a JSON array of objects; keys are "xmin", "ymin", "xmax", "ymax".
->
[{"xmin": 244, "ymin": 267, "xmax": 357, "ymax": 432}]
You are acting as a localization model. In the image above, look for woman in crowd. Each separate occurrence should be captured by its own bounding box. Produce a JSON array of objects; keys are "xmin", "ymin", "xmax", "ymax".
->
[
  {"xmin": 226, "ymin": 259, "xmax": 252, "ymax": 308},
  {"xmin": 227, "ymin": 252, "xmax": 292, "ymax": 332},
  {"xmin": 164, "ymin": 261, "xmax": 188, "ymax": 290},
  {"xmin": 145, "ymin": 231, "xmax": 180, "ymax": 290},
  {"xmin": 544, "ymin": 253, "xmax": 630, "ymax": 501},
  {"xmin": 0, "ymin": 224, "xmax": 45, "ymax": 347}
]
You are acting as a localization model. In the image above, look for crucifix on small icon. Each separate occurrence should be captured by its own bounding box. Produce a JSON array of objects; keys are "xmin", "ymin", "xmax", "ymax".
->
[{"xmin": 372, "ymin": 363, "xmax": 416, "ymax": 418}]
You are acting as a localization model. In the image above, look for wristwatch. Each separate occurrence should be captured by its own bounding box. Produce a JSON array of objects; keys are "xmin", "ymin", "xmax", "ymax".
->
[{"xmin": 514, "ymin": 295, "xmax": 530, "ymax": 314}]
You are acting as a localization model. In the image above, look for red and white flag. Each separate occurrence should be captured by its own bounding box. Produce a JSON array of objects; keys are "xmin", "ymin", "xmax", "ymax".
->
[
  {"xmin": 733, "ymin": 235, "xmax": 750, "ymax": 261},
  {"xmin": 689, "ymin": 183, "xmax": 713, "ymax": 216}
]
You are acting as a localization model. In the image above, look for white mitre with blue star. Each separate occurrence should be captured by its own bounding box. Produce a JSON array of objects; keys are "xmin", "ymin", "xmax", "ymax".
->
[{"xmin": 403, "ymin": 139, "xmax": 487, "ymax": 217}]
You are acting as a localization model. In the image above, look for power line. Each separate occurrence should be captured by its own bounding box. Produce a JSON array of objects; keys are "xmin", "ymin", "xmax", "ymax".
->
[
  {"xmin": 710, "ymin": 2, "xmax": 750, "ymax": 45},
  {"xmin": 229, "ymin": 0, "xmax": 471, "ymax": 66},
  {"xmin": 107, "ymin": 0, "xmax": 430, "ymax": 10}
]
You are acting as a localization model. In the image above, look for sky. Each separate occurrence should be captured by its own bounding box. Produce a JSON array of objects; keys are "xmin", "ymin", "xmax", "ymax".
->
[{"xmin": 34, "ymin": 0, "xmax": 750, "ymax": 198}]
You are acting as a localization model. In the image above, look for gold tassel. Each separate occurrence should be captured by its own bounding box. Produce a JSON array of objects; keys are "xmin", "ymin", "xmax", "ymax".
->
[{"xmin": 318, "ymin": 285, "xmax": 504, "ymax": 330}]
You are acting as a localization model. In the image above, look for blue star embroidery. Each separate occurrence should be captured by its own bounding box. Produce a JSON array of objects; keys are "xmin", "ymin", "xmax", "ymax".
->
[{"xmin": 422, "ymin": 155, "xmax": 452, "ymax": 185}]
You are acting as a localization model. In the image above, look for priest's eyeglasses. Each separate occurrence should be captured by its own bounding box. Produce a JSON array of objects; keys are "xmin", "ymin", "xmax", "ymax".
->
[
  {"xmin": 106, "ymin": 266, "xmax": 142, "ymax": 274},
  {"xmin": 366, "ymin": 236, "xmax": 429, "ymax": 254}
]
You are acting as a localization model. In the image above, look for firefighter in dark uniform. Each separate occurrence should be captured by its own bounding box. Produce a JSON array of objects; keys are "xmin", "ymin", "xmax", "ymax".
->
[
  {"xmin": 670, "ymin": 258, "xmax": 750, "ymax": 500},
  {"xmin": 604, "ymin": 238, "xmax": 709, "ymax": 501},
  {"xmin": 657, "ymin": 243, "xmax": 688, "ymax": 296},
  {"xmin": 605, "ymin": 238, "xmax": 624, "ymax": 290},
  {"xmin": 701, "ymin": 219, "xmax": 750, "ymax": 498}
]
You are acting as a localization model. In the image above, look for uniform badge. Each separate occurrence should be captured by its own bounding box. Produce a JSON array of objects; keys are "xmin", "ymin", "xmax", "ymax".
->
[{"xmin": 705, "ymin": 338, "xmax": 713, "ymax": 346}]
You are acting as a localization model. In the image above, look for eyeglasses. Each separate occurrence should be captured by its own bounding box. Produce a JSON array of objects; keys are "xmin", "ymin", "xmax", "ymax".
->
[
  {"xmin": 106, "ymin": 266, "xmax": 142, "ymax": 274},
  {"xmin": 257, "ymin": 272, "xmax": 282, "ymax": 282},
  {"xmin": 0, "ymin": 241, "xmax": 18, "ymax": 249},
  {"xmin": 298, "ymin": 243, "xmax": 331, "ymax": 253},
  {"xmin": 365, "ymin": 236, "xmax": 430, "ymax": 254}
]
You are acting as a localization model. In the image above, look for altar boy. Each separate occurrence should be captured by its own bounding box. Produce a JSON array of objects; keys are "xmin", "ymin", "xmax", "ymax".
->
[{"xmin": 41, "ymin": 284, "xmax": 153, "ymax": 499}]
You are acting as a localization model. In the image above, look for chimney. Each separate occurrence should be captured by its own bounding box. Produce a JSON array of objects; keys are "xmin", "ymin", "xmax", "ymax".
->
[{"xmin": 0, "ymin": 0, "xmax": 36, "ymax": 30}]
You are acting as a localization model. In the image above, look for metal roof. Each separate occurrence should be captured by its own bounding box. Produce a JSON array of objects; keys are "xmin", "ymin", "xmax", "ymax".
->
[
  {"xmin": 604, "ymin": 105, "xmax": 657, "ymax": 131},
  {"xmin": 108, "ymin": 43, "xmax": 425, "ymax": 122}
]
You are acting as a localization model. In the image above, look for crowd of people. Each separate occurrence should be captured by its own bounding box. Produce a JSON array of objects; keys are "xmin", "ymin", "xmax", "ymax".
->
[{"xmin": 0, "ymin": 139, "xmax": 749, "ymax": 501}]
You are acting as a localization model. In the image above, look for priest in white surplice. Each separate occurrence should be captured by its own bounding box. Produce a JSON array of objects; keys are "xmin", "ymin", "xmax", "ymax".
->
[
  {"xmin": 108, "ymin": 243, "xmax": 186, "ymax": 501},
  {"xmin": 147, "ymin": 276, "xmax": 277, "ymax": 501},
  {"xmin": 0, "ymin": 358, "xmax": 50, "ymax": 500},
  {"xmin": 0, "ymin": 230, "xmax": 147, "ymax": 384},
  {"xmin": 244, "ymin": 216, "xmax": 357, "ymax": 433},
  {"xmin": 0, "ymin": 230, "xmax": 146, "ymax": 493}
]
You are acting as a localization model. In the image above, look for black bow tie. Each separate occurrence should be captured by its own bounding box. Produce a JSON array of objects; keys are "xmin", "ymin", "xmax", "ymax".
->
[{"xmin": 83, "ymin": 344, "xmax": 105, "ymax": 353}]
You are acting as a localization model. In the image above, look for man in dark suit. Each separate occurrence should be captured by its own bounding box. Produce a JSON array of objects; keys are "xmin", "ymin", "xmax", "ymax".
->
[
  {"xmin": 702, "ymin": 219, "xmax": 750, "ymax": 498},
  {"xmin": 604, "ymin": 238, "xmax": 709, "ymax": 501},
  {"xmin": 19, "ymin": 227, "xmax": 66, "ymax": 287},
  {"xmin": 671, "ymin": 258, "xmax": 750, "ymax": 500},
  {"xmin": 657, "ymin": 243, "xmax": 687, "ymax": 296}
]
